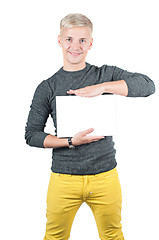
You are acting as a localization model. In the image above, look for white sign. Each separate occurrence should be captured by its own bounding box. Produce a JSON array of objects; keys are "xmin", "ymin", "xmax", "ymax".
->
[{"xmin": 56, "ymin": 95, "xmax": 117, "ymax": 137}]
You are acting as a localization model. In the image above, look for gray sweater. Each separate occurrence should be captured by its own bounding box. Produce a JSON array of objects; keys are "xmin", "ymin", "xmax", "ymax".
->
[{"xmin": 25, "ymin": 62, "xmax": 155, "ymax": 175}]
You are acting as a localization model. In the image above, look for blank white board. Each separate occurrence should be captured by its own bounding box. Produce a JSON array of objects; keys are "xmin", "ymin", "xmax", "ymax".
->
[{"xmin": 56, "ymin": 95, "xmax": 117, "ymax": 137}]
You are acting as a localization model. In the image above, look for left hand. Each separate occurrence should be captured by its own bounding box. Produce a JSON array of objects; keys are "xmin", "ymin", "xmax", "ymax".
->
[{"xmin": 67, "ymin": 84, "xmax": 104, "ymax": 97}]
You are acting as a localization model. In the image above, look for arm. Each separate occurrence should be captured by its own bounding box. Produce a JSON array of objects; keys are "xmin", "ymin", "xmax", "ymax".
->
[
  {"xmin": 26, "ymin": 124, "xmax": 102, "ymax": 149},
  {"xmin": 111, "ymin": 66, "xmax": 155, "ymax": 97},
  {"xmin": 67, "ymin": 81, "xmax": 128, "ymax": 97},
  {"xmin": 100, "ymin": 80, "xmax": 128, "ymax": 96},
  {"xmin": 43, "ymin": 135, "xmax": 69, "ymax": 148},
  {"xmin": 25, "ymin": 80, "xmax": 74, "ymax": 148},
  {"xmin": 25, "ymin": 80, "xmax": 52, "ymax": 148},
  {"xmin": 67, "ymin": 66, "xmax": 155, "ymax": 98},
  {"xmin": 25, "ymin": 81, "xmax": 104, "ymax": 149},
  {"xmin": 43, "ymin": 128, "xmax": 105, "ymax": 148}
]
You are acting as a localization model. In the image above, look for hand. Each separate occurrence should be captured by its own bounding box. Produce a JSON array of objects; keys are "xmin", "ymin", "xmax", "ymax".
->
[
  {"xmin": 71, "ymin": 128, "xmax": 105, "ymax": 146},
  {"xmin": 67, "ymin": 84, "xmax": 104, "ymax": 97}
]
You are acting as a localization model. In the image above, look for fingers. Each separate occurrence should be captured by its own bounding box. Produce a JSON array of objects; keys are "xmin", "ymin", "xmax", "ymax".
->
[
  {"xmin": 87, "ymin": 135, "xmax": 105, "ymax": 140},
  {"xmin": 67, "ymin": 89, "xmax": 85, "ymax": 94},
  {"xmin": 67, "ymin": 89, "xmax": 75, "ymax": 94},
  {"xmin": 82, "ymin": 128, "xmax": 105, "ymax": 137},
  {"xmin": 72, "ymin": 128, "xmax": 105, "ymax": 146},
  {"xmin": 89, "ymin": 138, "xmax": 105, "ymax": 143},
  {"xmin": 82, "ymin": 128, "xmax": 105, "ymax": 140},
  {"xmin": 67, "ymin": 90, "xmax": 82, "ymax": 97}
]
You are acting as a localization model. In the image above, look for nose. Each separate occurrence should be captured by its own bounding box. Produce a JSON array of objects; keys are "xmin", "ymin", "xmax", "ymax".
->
[{"xmin": 71, "ymin": 41, "xmax": 81, "ymax": 51}]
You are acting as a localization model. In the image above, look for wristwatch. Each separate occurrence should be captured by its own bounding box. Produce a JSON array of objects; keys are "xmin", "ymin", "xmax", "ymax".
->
[{"xmin": 68, "ymin": 137, "xmax": 75, "ymax": 149}]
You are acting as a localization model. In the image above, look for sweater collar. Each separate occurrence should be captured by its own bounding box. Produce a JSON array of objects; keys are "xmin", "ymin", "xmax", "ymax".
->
[{"xmin": 59, "ymin": 62, "xmax": 91, "ymax": 76}]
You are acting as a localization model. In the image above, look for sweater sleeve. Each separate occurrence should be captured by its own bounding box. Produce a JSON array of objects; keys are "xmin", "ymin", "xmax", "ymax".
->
[
  {"xmin": 112, "ymin": 66, "xmax": 155, "ymax": 97},
  {"xmin": 25, "ymin": 80, "xmax": 52, "ymax": 148}
]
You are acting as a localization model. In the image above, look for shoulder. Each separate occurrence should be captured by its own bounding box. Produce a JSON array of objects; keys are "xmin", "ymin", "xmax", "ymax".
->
[
  {"xmin": 44, "ymin": 68, "xmax": 63, "ymax": 90},
  {"xmin": 88, "ymin": 62, "xmax": 116, "ymax": 73},
  {"xmin": 99, "ymin": 64, "xmax": 116, "ymax": 73},
  {"xmin": 37, "ymin": 68, "xmax": 61, "ymax": 93},
  {"xmin": 34, "ymin": 77, "xmax": 55, "ymax": 99}
]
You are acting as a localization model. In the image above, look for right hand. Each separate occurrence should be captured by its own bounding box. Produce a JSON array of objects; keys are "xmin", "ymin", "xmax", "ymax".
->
[{"xmin": 71, "ymin": 128, "xmax": 105, "ymax": 146}]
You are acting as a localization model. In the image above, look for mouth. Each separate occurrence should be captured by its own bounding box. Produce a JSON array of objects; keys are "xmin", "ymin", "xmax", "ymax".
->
[{"xmin": 68, "ymin": 52, "xmax": 82, "ymax": 57}]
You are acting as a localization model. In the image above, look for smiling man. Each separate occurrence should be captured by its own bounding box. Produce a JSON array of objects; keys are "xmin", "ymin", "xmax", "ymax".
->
[
  {"xmin": 58, "ymin": 25, "xmax": 93, "ymax": 70},
  {"xmin": 25, "ymin": 13, "xmax": 155, "ymax": 240}
]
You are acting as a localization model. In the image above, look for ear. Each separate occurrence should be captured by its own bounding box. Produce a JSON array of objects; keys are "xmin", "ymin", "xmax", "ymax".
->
[
  {"xmin": 58, "ymin": 35, "xmax": 62, "ymax": 47},
  {"xmin": 88, "ymin": 38, "xmax": 93, "ymax": 50}
]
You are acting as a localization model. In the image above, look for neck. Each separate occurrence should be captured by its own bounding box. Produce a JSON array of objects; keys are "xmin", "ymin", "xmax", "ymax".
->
[{"xmin": 63, "ymin": 60, "xmax": 86, "ymax": 72}]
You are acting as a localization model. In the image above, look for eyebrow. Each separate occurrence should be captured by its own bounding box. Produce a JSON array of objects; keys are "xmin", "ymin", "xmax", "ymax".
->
[{"xmin": 65, "ymin": 36, "xmax": 87, "ymax": 39}]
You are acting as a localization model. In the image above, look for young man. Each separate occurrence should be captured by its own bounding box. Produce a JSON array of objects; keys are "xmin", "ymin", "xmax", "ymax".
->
[{"xmin": 25, "ymin": 13, "xmax": 155, "ymax": 240}]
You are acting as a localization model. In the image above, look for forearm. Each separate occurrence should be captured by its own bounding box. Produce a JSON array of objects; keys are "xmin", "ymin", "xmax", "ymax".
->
[
  {"xmin": 101, "ymin": 80, "xmax": 128, "ymax": 96},
  {"xmin": 112, "ymin": 66, "xmax": 155, "ymax": 97},
  {"xmin": 43, "ymin": 134, "xmax": 69, "ymax": 148}
]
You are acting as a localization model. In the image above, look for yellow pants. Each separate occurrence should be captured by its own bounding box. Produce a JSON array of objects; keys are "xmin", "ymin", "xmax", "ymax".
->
[{"xmin": 43, "ymin": 167, "xmax": 124, "ymax": 240}]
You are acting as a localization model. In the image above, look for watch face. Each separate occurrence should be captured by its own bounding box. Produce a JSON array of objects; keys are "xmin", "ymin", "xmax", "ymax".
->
[{"xmin": 70, "ymin": 145, "xmax": 75, "ymax": 149}]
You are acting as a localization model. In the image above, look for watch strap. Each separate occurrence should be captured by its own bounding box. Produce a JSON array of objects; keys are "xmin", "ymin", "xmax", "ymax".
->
[{"xmin": 68, "ymin": 137, "xmax": 75, "ymax": 148}]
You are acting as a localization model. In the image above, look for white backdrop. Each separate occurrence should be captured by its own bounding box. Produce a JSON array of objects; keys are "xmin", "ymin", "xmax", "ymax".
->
[{"xmin": 0, "ymin": 0, "xmax": 159, "ymax": 239}]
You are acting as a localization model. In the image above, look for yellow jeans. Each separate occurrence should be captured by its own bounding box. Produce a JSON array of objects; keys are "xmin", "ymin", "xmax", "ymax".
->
[{"xmin": 43, "ymin": 167, "xmax": 124, "ymax": 240}]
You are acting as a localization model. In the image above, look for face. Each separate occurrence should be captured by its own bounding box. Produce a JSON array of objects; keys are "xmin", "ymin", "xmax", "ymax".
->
[{"xmin": 58, "ymin": 26, "xmax": 93, "ymax": 70}]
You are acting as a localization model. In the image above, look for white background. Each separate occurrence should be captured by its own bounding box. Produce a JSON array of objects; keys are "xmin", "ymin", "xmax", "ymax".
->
[{"xmin": 0, "ymin": 0, "xmax": 159, "ymax": 239}]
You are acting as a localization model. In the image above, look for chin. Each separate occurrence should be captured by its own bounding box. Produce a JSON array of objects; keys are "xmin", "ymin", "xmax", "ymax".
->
[
  {"xmin": 66, "ymin": 53, "xmax": 85, "ymax": 64},
  {"xmin": 68, "ymin": 58, "xmax": 83, "ymax": 65}
]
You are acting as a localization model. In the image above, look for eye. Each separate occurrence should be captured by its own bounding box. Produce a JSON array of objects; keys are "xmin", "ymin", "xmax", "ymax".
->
[
  {"xmin": 66, "ymin": 38, "xmax": 71, "ymax": 42},
  {"xmin": 80, "ymin": 39, "xmax": 85, "ymax": 43}
]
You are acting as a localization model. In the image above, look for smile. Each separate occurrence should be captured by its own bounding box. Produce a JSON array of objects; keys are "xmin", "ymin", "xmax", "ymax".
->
[{"xmin": 68, "ymin": 52, "xmax": 81, "ymax": 56}]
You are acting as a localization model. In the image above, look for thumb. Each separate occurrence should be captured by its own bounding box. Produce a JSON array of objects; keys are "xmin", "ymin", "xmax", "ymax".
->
[{"xmin": 82, "ymin": 128, "xmax": 94, "ymax": 135}]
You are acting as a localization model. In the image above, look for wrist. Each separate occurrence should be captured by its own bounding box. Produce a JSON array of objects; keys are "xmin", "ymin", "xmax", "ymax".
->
[
  {"xmin": 100, "ymin": 82, "xmax": 108, "ymax": 93},
  {"xmin": 71, "ymin": 137, "xmax": 76, "ymax": 146},
  {"xmin": 68, "ymin": 137, "xmax": 76, "ymax": 148},
  {"xmin": 56, "ymin": 137, "xmax": 70, "ymax": 148}
]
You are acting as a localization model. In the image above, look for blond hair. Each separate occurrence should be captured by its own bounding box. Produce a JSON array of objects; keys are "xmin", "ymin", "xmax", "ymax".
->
[{"xmin": 60, "ymin": 13, "xmax": 93, "ymax": 36}]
